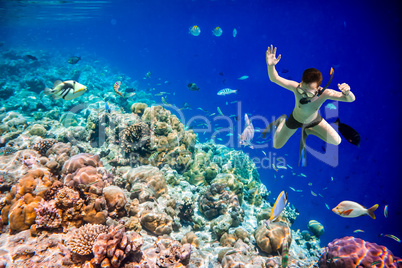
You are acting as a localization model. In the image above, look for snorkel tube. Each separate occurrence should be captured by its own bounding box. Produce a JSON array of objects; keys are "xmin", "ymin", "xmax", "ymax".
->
[{"xmin": 318, "ymin": 67, "xmax": 334, "ymax": 96}]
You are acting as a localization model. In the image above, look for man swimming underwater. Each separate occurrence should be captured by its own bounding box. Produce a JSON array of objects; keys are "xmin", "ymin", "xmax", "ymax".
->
[{"xmin": 262, "ymin": 45, "xmax": 355, "ymax": 165}]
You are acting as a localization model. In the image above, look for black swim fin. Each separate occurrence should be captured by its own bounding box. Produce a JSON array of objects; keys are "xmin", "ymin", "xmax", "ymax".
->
[
  {"xmin": 262, "ymin": 114, "xmax": 287, "ymax": 138},
  {"xmin": 298, "ymin": 129, "xmax": 307, "ymax": 167}
]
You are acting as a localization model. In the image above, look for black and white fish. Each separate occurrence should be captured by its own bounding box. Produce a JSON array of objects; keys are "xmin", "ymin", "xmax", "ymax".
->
[{"xmin": 44, "ymin": 80, "xmax": 87, "ymax": 101}]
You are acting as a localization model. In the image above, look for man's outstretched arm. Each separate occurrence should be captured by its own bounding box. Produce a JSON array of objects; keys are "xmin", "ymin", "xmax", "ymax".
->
[{"xmin": 266, "ymin": 45, "xmax": 298, "ymax": 91}]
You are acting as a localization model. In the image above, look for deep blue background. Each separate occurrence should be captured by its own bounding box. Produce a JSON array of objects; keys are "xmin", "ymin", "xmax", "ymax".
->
[{"xmin": 1, "ymin": 0, "xmax": 401, "ymax": 256}]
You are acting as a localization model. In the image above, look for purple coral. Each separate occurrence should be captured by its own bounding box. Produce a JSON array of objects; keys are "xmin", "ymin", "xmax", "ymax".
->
[{"xmin": 318, "ymin": 236, "xmax": 402, "ymax": 268}]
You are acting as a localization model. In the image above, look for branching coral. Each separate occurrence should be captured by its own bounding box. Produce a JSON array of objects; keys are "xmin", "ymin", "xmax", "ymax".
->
[
  {"xmin": 32, "ymin": 139, "xmax": 57, "ymax": 156},
  {"xmin": 64, "ymin": 223, "xmax": 109, "ymax": 255},
  {"xmin": 32, "ymin": 199, "xmax": 61, "ymax": 230},
  {"xmin": 121, "ymin": 122, "xmax": 152, "ymax": 155}
]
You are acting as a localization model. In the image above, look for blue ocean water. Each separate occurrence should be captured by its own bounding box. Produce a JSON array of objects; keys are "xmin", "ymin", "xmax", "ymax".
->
[{"xmin": 1, "ymin": 0, "xmax": 401, "ymax": 257}]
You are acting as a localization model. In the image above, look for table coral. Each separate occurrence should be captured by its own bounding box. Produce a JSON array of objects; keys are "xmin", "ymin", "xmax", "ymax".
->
[
  {"xmin": 318, "ymin": 236, "xmax": 402, "ymax": 268},
  {"xmin": 254, "ymin": 221, "xmax": 292, "ymax": 255}
]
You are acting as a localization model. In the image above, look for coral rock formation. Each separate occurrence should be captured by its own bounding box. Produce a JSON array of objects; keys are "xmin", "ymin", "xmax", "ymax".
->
[
  {"xmin": 255, "ymin": 221, "xmax": 292, "ymax": 255},
  {"xmin": 65, "ymin": 223, "xmax": 109, "ymax": 255},
  {"xmin": 318, "ymin": 236, "xmax": 402, "ymax": 268}
]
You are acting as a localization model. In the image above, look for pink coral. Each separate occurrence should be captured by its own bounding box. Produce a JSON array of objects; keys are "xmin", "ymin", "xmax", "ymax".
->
[
  {"xmin": 62, "ymin": 153, "xmax": 102, "ymax": 174},
  {"xmin": 318, "ymin": 236, "xmax": 402, "ymax": 268}
]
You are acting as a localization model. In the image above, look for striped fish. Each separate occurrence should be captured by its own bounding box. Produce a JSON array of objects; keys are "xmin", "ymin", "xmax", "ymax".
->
[
  {"xmin": 44, "ymin": 80, "xmax": 87, "ymax": 101},
  {"xmin": 0, "ymin": 146, "xmax": 19, "ymax": 156},
  {"xmin": 217, "ymin": 88, "xmax": 237, "ymax": 95}
]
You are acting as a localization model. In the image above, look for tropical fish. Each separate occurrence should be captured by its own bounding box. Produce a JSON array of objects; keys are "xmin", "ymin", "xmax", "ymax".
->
[
  {"xmin": 384, "ymin": 205, "xmax": 388, "ymax": 218},
  {"xmin": 44, "ymin": 80, "xmax": 87, "ymax": 101},
  {"xmin": 232, "ymin": 28, "xmax": 237, "ymax": 37},
  {"xmin": 212, "ymin": 26, "xmax": 222, "ymax": 37},
  {"xmin": 380, "ymin": 233, "xmax": 401, "ymax": 243},
  {"xmin": 289, "ymin": 187, "xmax": 296, "ymax": 191},
  {"xmin": 180, "ymin": 102, "xmax": 191, "ymax": 110},
  {"xmin": 189, "ymin": 25, "xmax": 201, "ymax": 36},
  {"xmin": 239, "ymin": 114, "xmax": 254, "ymax": 149},
  {"xmin": 68, "ymin": 56, "xmax": 80, "ymax": 64},
  {"xmin": 25, "ymin": 55, "xmax": 38, "ymax": 61},
  {"xmin": 0, "ymin": 146, "xmax": 19, "ymax": 156},
  {"xmin": 114, "ymin": 81, "xmax": 124, "ymax": 97},
  {"xmin": 145, "ymin": 71, "xmax": 152, "ymax": 78},
  {"xmin": 311, "ymin": 190, "xmax": 317, "ymax": 197},
  {"xmin": 353, "ymin": 229, "xmax": 365, "ymax": 233},
  {"xmin": 105, "ymin": 101, "xmax": 111, "ymax": 113},
  {"xmin": 148, "ymin": 151, "xmax": 158, "ymax": 162},
  {"xmin": 325, "ymin": 203, "xmax": 330, "ymax": 210},
  {"xmin": 238, "ymin": 75, "xmax": 249, "ymax": 80},
  {"xmin": 33, "ymin": 186, "xmax": 49, "ymax": 194},
  {"xmin": 217, "ymin": 107, "xmax": 224, "ymax": 116},
  {"xmin": 332, "ymin": 201, "xmax": 378, "ymax": 219},
  {"xmin": 325, "ymin": 103, "xmax": 337, "ymax": 110},
  {"xmin": 334, "ymin": 118, "xmax": 360, "ymax": 146},
  {"xmin": 281, "ymin": 240, "xmax": 289, "ymax": 268},
  {"xmin": 217, "ymin": 88, "xmax": 237, "ymax": 96},
  {"xmin": 187, "ymin": 83, "xmax": 200, "ymax": 91},
  {"xmin": 265, "ymin": 191, "xmax": 287, "ymax": 226},
  {"xmin": 371, "ymin": 260, "xmax": 382, "ymax": 266}
]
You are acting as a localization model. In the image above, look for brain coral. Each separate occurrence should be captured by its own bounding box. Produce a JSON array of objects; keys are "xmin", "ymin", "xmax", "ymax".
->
[{"xmin": 318, "ymin": 236, "xmax": 402, "ymax": 268}]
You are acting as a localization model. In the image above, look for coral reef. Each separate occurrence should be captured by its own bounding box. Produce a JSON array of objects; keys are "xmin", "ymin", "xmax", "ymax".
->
[
  {"xmin": 318, "ymin": 236, "xmax": 402, "ymax": 268},
  {"xmin": 254, "ymin": 221, "xmax": 292, "ymax": 255},
  {"xmin": 65, "ymin": 223, "xmax": 109, "ymax": 255}
]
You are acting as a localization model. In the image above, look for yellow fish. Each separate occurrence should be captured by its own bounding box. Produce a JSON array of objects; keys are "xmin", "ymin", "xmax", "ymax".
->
[{"xmin": 189, "ymin": 25, "xmax": 201, "ymax": 36}]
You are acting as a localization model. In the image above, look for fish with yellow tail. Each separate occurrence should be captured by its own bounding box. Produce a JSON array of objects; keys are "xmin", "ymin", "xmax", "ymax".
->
[
  {"xmin": 44, "ymin": 80, "xmax": 87, "ymax": 101},
  {"xmin": 265, "ymin": 190, "xmax": 287, "ymax": 226},
  {"xmin": 332, "ymin": 201, "xmax": 378, "ymax": 219}
]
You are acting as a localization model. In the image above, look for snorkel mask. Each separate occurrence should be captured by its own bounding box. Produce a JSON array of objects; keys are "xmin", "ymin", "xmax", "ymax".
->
[{"xmin": 299, "ymin": 67, "xmax": 334, "ymax": 105}]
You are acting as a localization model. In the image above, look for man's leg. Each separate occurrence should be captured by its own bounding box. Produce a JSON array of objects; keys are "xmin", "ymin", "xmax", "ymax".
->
[
  {"xmin": 273, "ymin": 119, "xmax": 298, "ymax": 149},
  {"xmin": 305, "ymin": 119, "xmax": 341, "ymax": 145}
]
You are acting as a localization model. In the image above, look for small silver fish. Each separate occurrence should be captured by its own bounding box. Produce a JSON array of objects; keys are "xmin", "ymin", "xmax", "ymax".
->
[{"xmin": 239, "ymin": 114, "xmax": 254, "ymax": 149}]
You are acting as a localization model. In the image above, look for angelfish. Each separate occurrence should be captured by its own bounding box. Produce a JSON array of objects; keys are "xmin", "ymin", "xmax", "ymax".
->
[
  {"xmin": 44, "ymin": 80, "xmax": 87, "ymax": 101},
  {"xmin": 265, "ymin": 191, "xmax": 288, "ymax": 226},
  {"xmin": 332, "ymin": 201, "xmax": 378, "ymax": 219},
  {"xmin": 239, "ymin": 113, "xmax": 254, "ymax": 149}
]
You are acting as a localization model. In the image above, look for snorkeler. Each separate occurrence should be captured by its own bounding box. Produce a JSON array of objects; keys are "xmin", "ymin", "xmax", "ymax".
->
[{"xmin": 262, "ymin": 45, "xmax": 355, "ymax": 165}]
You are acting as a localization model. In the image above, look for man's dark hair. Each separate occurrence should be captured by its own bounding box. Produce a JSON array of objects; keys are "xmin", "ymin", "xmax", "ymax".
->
[{"xmin": 302, "ymin": 68, "xmax": 323, "ymax": 86}]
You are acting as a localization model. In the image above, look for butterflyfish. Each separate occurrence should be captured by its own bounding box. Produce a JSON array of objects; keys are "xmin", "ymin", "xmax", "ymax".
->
[{"xmin": 265, "ymin": 190, "xmax": 287, "ymax": 226}]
